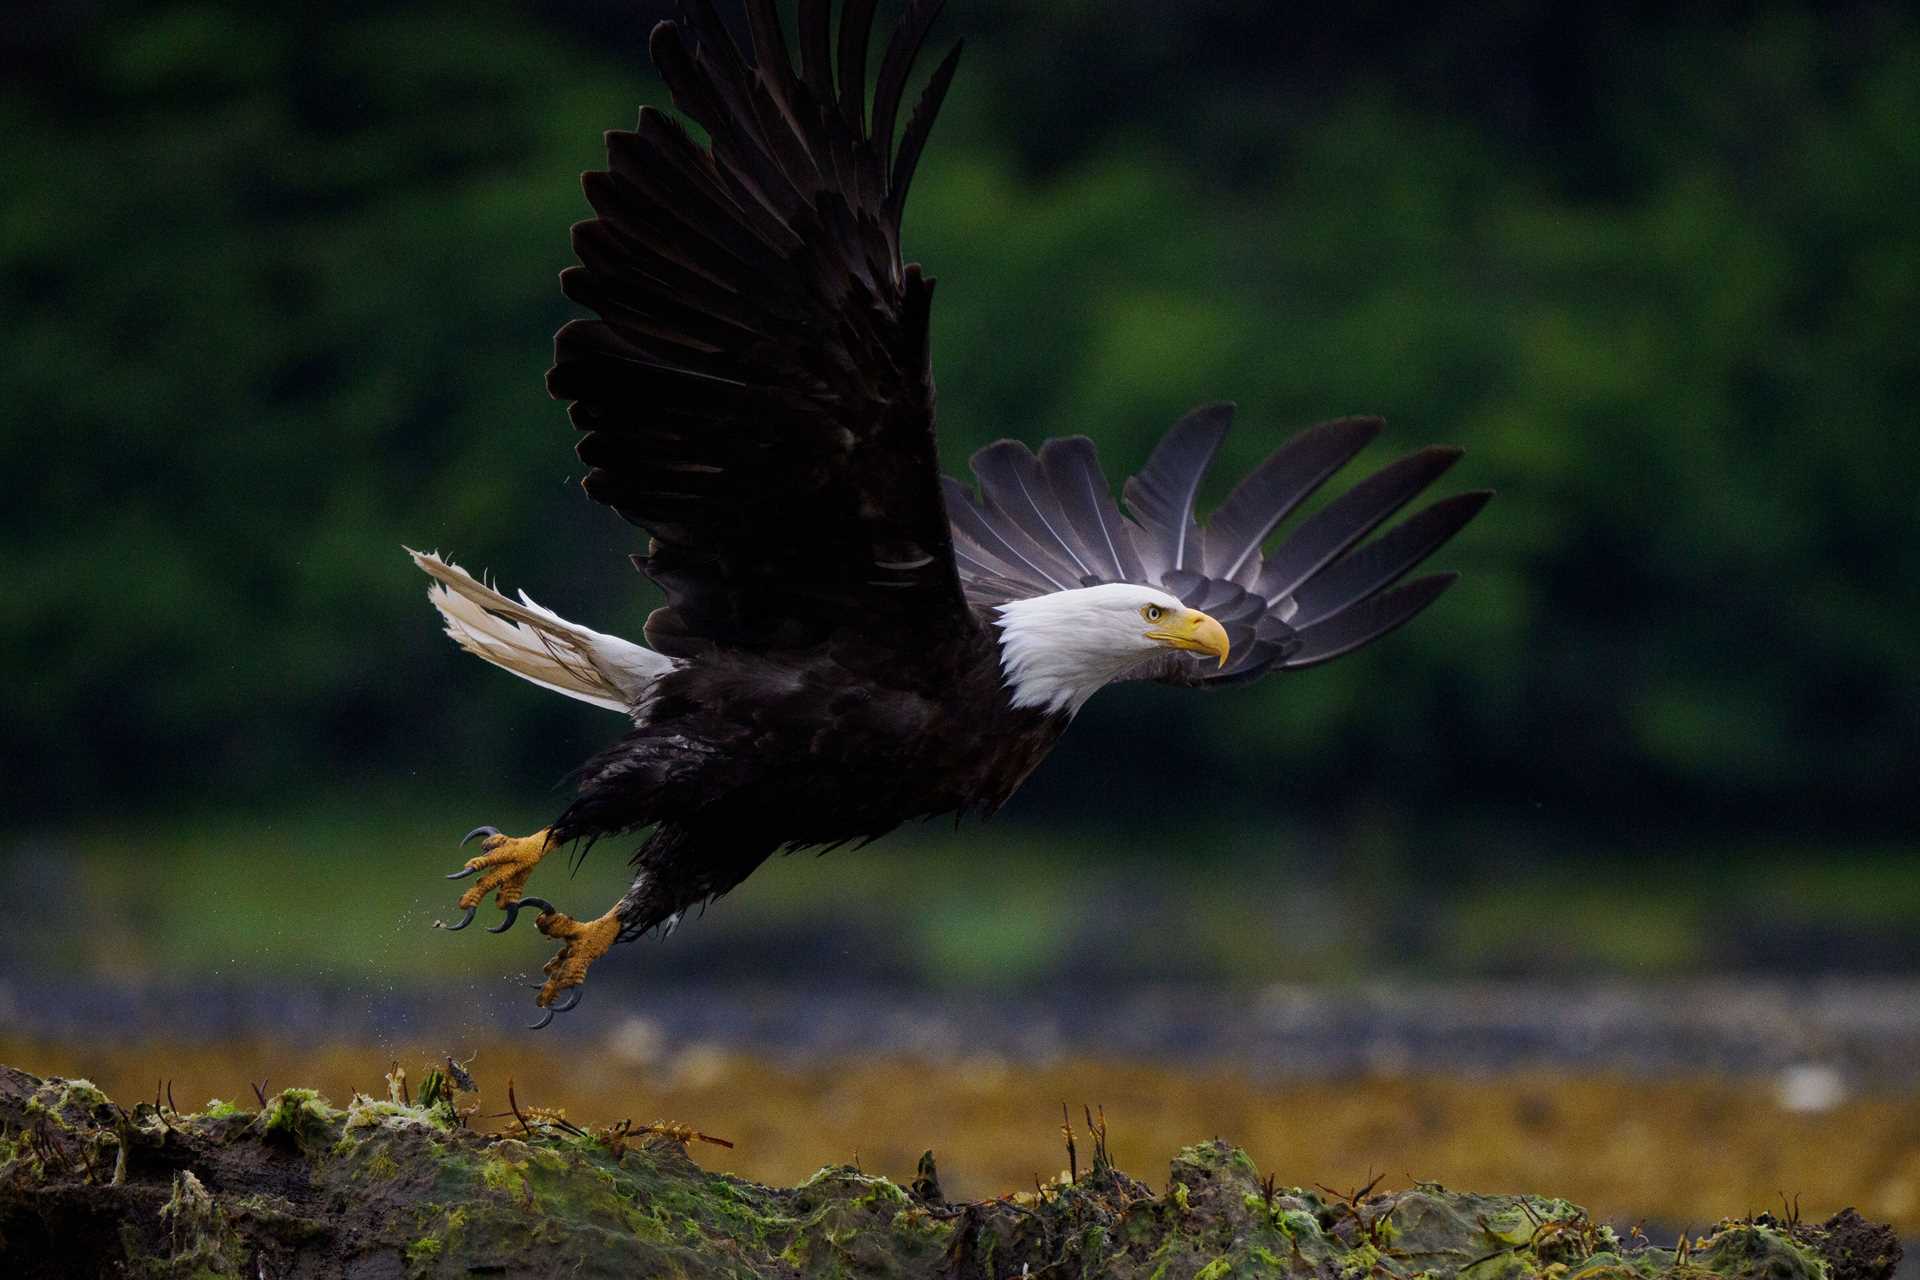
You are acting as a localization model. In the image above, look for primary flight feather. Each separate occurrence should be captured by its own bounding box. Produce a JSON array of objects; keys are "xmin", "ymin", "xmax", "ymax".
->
[{"xmin": 414, "ymin": 0, "xmax": 1489, "ymax": 1027}]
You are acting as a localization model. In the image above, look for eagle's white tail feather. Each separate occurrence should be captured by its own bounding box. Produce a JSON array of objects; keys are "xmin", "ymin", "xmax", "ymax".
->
[{"xmin": 407, "ymin": 549, "xmax": 672, "ymax": 715}]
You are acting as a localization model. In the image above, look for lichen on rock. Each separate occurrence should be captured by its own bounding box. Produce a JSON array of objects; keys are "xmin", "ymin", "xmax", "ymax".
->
[{"xmin": 0, "ymin": 1067, "xmax": 1902, "ymax": 1280}]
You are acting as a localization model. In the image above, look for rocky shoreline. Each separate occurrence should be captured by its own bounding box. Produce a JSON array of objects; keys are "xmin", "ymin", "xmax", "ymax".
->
[{"xmin": 0, "ymin": 1065, "xmax": 1903, "ymax": 1279}]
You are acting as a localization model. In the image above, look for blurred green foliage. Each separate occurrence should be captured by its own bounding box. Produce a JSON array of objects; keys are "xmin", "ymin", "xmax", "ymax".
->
[
  {"xmin": 6, "ymin": 0, "xmax": 1917, "ymax": 840},
  {"xmin": 8, "ymin": 800, "xmax": 1915, "ymax": 986}
]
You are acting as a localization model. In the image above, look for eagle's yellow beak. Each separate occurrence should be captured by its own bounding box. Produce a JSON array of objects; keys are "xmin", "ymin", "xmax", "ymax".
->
[{"xmin": 1146, "ymin": 607, "xmax": 1231, "ymax": 668}]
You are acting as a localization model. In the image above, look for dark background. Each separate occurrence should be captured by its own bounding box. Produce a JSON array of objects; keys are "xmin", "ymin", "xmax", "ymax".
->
[{"xmin": 4, "ymin": 0, "xmax": 1916, "ymax": 982}]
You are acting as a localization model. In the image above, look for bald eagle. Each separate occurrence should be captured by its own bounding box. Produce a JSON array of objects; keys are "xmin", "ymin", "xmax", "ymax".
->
[{"xmin": 414, "ymin": 0, "xmax": 1488, "ymax": 1027}]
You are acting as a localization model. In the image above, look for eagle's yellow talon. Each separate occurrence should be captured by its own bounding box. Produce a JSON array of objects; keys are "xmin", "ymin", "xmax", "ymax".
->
[
  {"xmin": 534, "ymin": 908, "xmax": 622, "ymax": 1007},
  {"xmin": 449, "ymin": 828, "xmax": 554, "ymax": 912}
]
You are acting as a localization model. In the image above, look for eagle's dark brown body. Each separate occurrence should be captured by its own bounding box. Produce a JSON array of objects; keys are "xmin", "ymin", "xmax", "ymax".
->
[{"xmin": 553, "ymin": 616, "xmax": 1064, "ymax": 940}]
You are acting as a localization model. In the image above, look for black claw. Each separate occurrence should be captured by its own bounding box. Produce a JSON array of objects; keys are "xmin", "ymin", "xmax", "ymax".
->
[
  {"xmin": 460, "ymin": 825, "xmax": 500, "ymax": 848},
  {"xmin": 527, "ymin": 986, "xmax": 583, "ymax": 1030},
  {"xmin": 488, "ymin": 895, "xmax": 556, "ymax": 934},
  {"xmin": 437, "ymin": 905, "xmax": 477, "ymax": 932},
  {"xmin": 444, "ymin": 865, "xmax": 479, "ymax": 880}
]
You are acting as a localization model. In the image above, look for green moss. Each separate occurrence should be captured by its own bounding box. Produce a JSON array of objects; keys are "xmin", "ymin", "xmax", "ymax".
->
[
  {"xmin": 1071, "ymin": 1223, "xmax": 1113, "ymax": 1261},
  {"xmin": 1482, "ymin": 1207, "xmax": 1538, "ymax": 1246},
  {"xmin": 415, "ymin": 1068, "xmax": 449, "ymax": 1108},
  {"xmin": 403, "ymin": 1206, "xmax": 468, "ymax": 1280},
  {"xmin": 256, "ymin": 1087, "xmax": 339, "ymax": 1147},
  {"xmin": 1569, "ymin": 1255, "xmax": 1666, "ymax": 1280},
  {"xmin": 1341, "ymin": 1242, "xmax": 1384, "ymax": 1278},
  {"xmin": 776, "ymin": 1234, "xmax": 812, "ymax": 1268},
  {"xmin": 55, "ymin": 1078, "xmax": 109, "ymax": 1110},
  {"xmin": 477, "ymin": 1153, "xmax": 530, "ymax": 1201},
  {"xmin": 158, "ymin": 1168, "xmax": 235, "ymax": 1274},
  {"xmin": 1694, "ymin": 1223, "xmax": 1826, "ymax": 1280},
  {"xmin": 23, "ymin": 1077, "xmax": 110, "ymax": 1127},
  {"xmin": 0, "ymin": 1069, "xmax": 1882, "ymax": 1280},
  {"xmin": 856, "ymin": 1179, "xmax": 908, "ymax": 1211},
  {"xmin": 1474, "ymin": 1255, "xmax": 1542, "ymax": 1280},
  {"xmin": 1279, "ymin": 1208, "xmax": 1321, "ymax": 1239},
  {"xmin": 344, "ymin": 1096, "xmax": 410, "ymax": 1128},
  {"xmin": 200, "ymin": 1099, "xmax": 243, "ymax": 1118},
  {"xmin": 226, "ymin": 1193, "xmax": 328, "ymax": 1246}
]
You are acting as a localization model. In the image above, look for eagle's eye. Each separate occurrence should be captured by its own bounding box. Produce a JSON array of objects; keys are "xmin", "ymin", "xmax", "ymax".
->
[{"xmin": 1141, "ymin": 604, "xmax": 1165, "ymax": 623}]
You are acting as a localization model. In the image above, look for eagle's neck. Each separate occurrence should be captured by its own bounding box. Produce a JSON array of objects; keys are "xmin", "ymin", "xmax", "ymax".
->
[{"xmin": 992, "ymin": 591, "xmax": 1149, "ymax": 716}]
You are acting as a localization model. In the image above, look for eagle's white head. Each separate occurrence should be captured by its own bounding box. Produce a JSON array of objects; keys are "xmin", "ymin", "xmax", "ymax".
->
[{"xmin": 993, "ymin": 583, "xmax": 1231, "ymax": 715}]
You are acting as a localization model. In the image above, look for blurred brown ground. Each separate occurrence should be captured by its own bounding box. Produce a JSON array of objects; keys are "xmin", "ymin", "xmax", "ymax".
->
[{"xmin": 7, "ymin": 1036, "xmax": 1915, "ymax": 1237}]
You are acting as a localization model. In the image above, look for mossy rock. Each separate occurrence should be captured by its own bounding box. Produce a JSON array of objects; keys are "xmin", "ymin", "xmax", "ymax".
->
[{"xmin": 0, "ymin": 1068, "xmax": 1902, "ymax": 1280}]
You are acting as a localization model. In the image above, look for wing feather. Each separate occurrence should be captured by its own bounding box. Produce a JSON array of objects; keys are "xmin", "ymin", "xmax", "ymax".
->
[
  {"xmin": 1203, "ymin": 416, "xmax": 1383, "ymax": 586},
  {"xmin": 1290, "ymin": 491, "xmax": 1492, "ymax": 629},
  {"xmin": 553, "ymin": 1, "xmax": 972, "ymax": 662},
  {"xmin": 1122, "ymin": 401, "xmax": 1233, "ymax": 578},
  {"xmin": 837, "ymin": 0, "xmax": 881, "ymax": 133},
  {"xmin": 1038, "ymin": 436, "xmax": 1145, "ymax": 583},
  {"xmin": 1253, "ymin": 446, "xmax": 1465, "ymax": 603},
  {"xmin": 1283, "ymin": 573, "xmax": 1460, "ymax": 668},
  {"xmin": 873, "ymin": 1, "xmax": 946, "ymax": 170},
  {"xmin": 796, "ymin": 0, "xmax": 832, "ymax": 94},
  {"xmin": 942, "ymin": 473, "xmax": 1079, "ymax": 594},
  {"xmin": 889, "ymin": 42, "xmax": 964, "ymax": 217},
  {"xmin": 970, "ymin": 441, "xmax": 1099, "ymax": 581}
]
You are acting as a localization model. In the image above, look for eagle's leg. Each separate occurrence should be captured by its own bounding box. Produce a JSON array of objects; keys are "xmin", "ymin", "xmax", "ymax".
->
[
  {"xmin": 522, "ymin": 904, "xmax": 622, "ymax": 1028},
  {"xmin": 486, "ymin": 823, "xmax": 762, "ymax": 1028},
  {"xmin": 512, "ymin": 845, "xmax": 700, "ymax": 1028},
  {"xmin": 438, "ymin": 827, "xmax": 554, "ymax": 932}
]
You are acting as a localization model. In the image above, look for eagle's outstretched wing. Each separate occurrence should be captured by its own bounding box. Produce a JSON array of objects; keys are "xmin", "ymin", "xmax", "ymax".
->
[
  {"xmin": 549, "ymin": 0, "xmax": 970, "ymax": 664},
  {"xmin": 945, "ymin": 404, "xmax": 1491, "ymax": 686}
]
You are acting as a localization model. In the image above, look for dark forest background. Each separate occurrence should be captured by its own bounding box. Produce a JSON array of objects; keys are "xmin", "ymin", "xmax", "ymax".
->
[{"xmin": 5, "ymin": 0, "xmax": 1916, "ymax": 973}]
